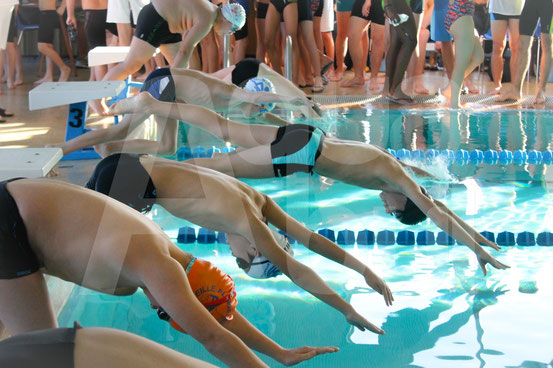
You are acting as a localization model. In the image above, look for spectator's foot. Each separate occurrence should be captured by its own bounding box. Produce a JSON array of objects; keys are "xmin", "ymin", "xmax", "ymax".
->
[
  {"xmin": 329, "ymin": 70, "xmax": 344, "ymax": 82},
  {"xmin": 463, "ymin": 79, "xmax": 479, "ymax": 94},
  {"xmin": 496, "ymin": 91, "xmax": 521, "ymax": 102},
  {"xmin": 58, "ymin": 66, "xmax": 71, "ymax": 82},
  {"xmin": 414, "ymin": 84, "xmax": 430, "ymax": 95},
  {"xmin": 534, "ymin": 91, "xmax": 546, "ymax": 105},
  {"xmin": 368, "ymin": 78, "xmax": 382, "ymax": 94},
  {"xmin": 34, "ymin": 76, "xmax": 54, "ymax": 85},
  {"xmin": 312, "ymin": 77, "xmax": 324, "ymax": 93},
  {"xmin": 387, "ymin": 90, "xmax": 414, "ymax": 105},
  {"xmin": 489, "ymin": 86, "xmax": 501, "ymax": 95},
  {"xmin": 340, "ymin": 76, "xmax": 365, "ymax": 88}
]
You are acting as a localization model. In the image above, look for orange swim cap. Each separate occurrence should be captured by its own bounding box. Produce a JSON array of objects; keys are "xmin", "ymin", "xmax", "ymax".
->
[{"xmin": 166, "ymin": 258, "xmax": 238, "ymax": 333}]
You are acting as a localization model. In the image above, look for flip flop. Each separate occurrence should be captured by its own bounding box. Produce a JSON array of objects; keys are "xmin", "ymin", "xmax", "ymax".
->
[
  {"xmin": 386, "ymin": 95, "xmax": 414, "ymax": 105},
  {"xmin": 312, "ymin": 85, "xmax": 324, "ymax": 93},
  {"xmin": 0, "ymin": 108, "xmax": 14, "ymax": 117},
  {"xmin": 321, "ymin": 61, "xmax": 333, "ymax": 76}
]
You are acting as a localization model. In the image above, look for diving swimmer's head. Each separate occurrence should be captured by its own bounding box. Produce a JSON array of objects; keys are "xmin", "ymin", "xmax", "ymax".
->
[
  {"xmin": 217, "ymin": 3, "xmax": 246, "ymax": 34},
  {"xmin": 234, "ymin": 229, "xmax": 294, "ymax": 279},
  {"xmin": 380, "ymin": 186, "xmax": 430, "ymax": 225},
  {"xmin": 243, "ymin": 77, "xmax": 276, "ymax": 113}
]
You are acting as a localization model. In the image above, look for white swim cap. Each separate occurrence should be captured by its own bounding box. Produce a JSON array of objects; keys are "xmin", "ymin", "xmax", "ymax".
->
[
  {"xmin": 245, "ymin": 229, "xmax": 294, "ymax": 279},
  {"xmin": 244, "ymin": 77, "xmax": 276, "ymax": 113},
  {"xmin": 222, "ymin": 3, "xmax": 246, "ymax": 33}
]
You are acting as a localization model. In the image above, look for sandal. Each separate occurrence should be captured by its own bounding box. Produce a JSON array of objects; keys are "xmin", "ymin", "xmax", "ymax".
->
[
  {"xmin": 312, "ymin": 85, "xmax": 324, "ymax": 93},
  {"xmin": 0, "ymin": 108, "xmax": 14, "ymax": 117}
]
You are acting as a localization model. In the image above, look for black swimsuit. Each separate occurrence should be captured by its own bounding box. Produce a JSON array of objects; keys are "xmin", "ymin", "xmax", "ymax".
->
[
  {"xmin": 134, "ymin": 3, "xmax": 182, "ymax": 47},
  {"xmin": 0, "ymin": 178, "xmax": 41, "ymax": 280},
  {"xmin": 86, "ymin": 153, "xmax": 157, "ymax": 213}
]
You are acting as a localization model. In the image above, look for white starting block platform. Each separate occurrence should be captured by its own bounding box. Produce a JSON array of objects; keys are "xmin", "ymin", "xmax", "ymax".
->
[
  {"xmin": 0, "ymin": 148, "xmax": 63, "ymax": 181},
  {"xmin": 88, "ymin": 46, "xmax": 160, "ymax": 67},
  {"xmin": 29, "ymin": 81, "xmax": 126, "ymax": 110}
]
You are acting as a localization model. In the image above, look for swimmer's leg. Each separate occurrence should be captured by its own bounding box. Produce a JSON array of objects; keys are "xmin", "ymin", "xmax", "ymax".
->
[
  {"xmin": 95, "ymin": 116, "xmax": 179, "ymax": 156},
  {"xmin": 0, "ymin": 272, "xmax": 57, "ymax": 335},
  {"xmin": 54, "ymin": 113, "xmax": 150, "ymax": 156},
  {"xmin": 111, "ymin": 92, "xmax": 279, "ymax": 148}
]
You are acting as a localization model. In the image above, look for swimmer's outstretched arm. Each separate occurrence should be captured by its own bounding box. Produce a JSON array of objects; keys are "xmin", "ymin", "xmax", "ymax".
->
[
  {"xmin": 239, "ymin": 104, "xmax": 292, "ymax": 126},
  {"xmin": 224, "ymin": 311, "xmax": 339, "ymax": 366},
  {"xmin": 137, "ymin": 252, "xmax": 268, "ymax": 367},
  {"xmin": 395, "ymin": 174, "xmax": 509, "ymax": 275},
  {"xmin": 242, "ymin": 214, "xmax": 385, "ymax": 334},
  {"xmin": 376, "ymin": 146, "xmax": 439, "ymax": 180},
  {"xmin": 263, "ymin": 196, "xmax": 394, "ymax": 306}
]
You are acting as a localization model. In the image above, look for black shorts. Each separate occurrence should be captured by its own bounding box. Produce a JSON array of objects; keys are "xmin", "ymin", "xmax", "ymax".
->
[
  {"xmin": 86, "ymin": 153, "xmax": 157, "ymax": 213},
  {"xmin": 491, "ymin": 13, "xmax": 520, "ymax": 21},
  {"xmin": 38, "ymin": 10, "xmax": 60, "ymax": 44},
  {"xmin": 135, "ymin": 3, "xmax": 182, "ymax": 47},
  {"xmin": 313, "ymin": 0, "xmax": 324, "ymax": 17},
  {"xmin": 519, "ymin": 0, "xmax": 553, "ymax": 36},
  {"xmin": 270, "ymin": 0, "xmax": 298, "ymax": 14},
  {"xmin": 7, "ymin": 10, "xmax": 18, "ymax": 42},
  {"xmin": 235, "ymin": 21, "xmax": 248, "ymax": 40},
  {"xmin": 270, "ymin": 124, "xmax": 326, "ymax": 177},
  {"xmin": 0, "ymin": 178, "xmax": 41, "ymax": 280},
  {"xmin": 0, "ymin": 324, "xmax": 81, "ymax": 367},
  {"xmin": 140, "ymin": 68, "xmax": 177, "ymax": 102},
  {"xmin": 410, "ymin": 0, "xmax": 423, "ymax": 14},
  {"xmin": 298, "ymin": 0, "xmax": 313, "ymax": 21},
  {"xmin": 232, "ymin": 58, "xmax": 261, "ymax": 86},
  {"xmin": 84, "ymin": 9, "xmax": 118, "ymax": 49},
  {"xmin": 257, "ymin": 1, "xmax": 269, "ymax": 18},
  {"xmin": 351, "ymin": 0, "xmax": 385, "ymax": 25}
]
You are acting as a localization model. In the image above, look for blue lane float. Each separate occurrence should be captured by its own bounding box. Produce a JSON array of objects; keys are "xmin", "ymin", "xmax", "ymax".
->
[
  {"xmin": 178, "ymin": 145, "xmax": 553, "ymax": 166},
  {"xmin": 436, "ymin": 231, "xmax": 455, "ymax": 245},
  {"xmin": 537, "ymin": 232, "xmax": 553, "ymax": 246},
  {"xmin": 417, "ymin": 230, "xmax": 435, "ymax": 245},
  {"xmin": 177, "ymin": 226, "xmax": 196, "ymax": 243},
  {"xmin": 396, "ymin": 230, "xmax": 415, "ymax": 246},
  {"xmin": 377, "ymin": 230, "xmax": 395, "ymax": 246},
  {"xmin": 516, "ymin": 231, "xmax": 535, "ymax": 246},
  {"xmin": 197, "ymin": 228, "xmax": 216, "ymax": 244},
  {"xmin": 497, "ymin": 231, "xmax": 515, "ymax": 246},
  {"xmin": 177, "ymin": 227, "xmax": 551, "ymax": 247},
  {"xmin": 217, "ymin": 232, "xmax": 228, "ymax": 244},
  {"xmin": 357, "ymin": 230, "xmax": 375, "ymax": 245},
  {"xmin": 337, "ymin": 229, "xmax": 355, "ymax": 245},
  {"xmin": 318, "ymin": 228, "xmax": 336, "ymax": 242}
]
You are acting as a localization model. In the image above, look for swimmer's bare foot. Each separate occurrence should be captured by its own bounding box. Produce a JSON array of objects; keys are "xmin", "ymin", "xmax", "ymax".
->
[
  {"xmin": 109, "ymin": 91, "xmax": 155, "ymax": 115},
  {"xmin": 58, "ymin": 66, "xmax": 71, "ymax": 82},
  {"xmin": 340, "ymin": 76, "xmax": 365, "ymax": 88},
  {"xmin": 534, "ymin": 90, "xmax": 546, "ymax": 105},
  {"xmin": 88, "ymin": 99, "xmax": 109, "ymax": 116}
]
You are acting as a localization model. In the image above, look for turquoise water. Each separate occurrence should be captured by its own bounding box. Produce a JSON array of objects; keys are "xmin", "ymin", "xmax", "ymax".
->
[{"xmin": 59, "ymin": 109, "xmax": 553, "ymax": 367}]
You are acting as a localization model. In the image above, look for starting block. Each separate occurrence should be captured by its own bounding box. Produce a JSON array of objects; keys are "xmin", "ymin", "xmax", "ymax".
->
[
  {"xmin": 0, "ymin": 148, "xmax": 63, "ymax": 181},
  {"xmin": 29, "ymin": 81, "xmax": 126, "ymax": 160}
]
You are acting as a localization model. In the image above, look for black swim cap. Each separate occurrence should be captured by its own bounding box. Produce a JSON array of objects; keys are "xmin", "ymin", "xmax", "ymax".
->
[{"xmin": 394, "ymin": 186, "xmax": 430, "ymax": 225}]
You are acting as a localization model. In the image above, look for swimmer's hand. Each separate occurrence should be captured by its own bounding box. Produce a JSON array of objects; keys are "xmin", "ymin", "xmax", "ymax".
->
[
  {"xmin": 364, "ymin": 273, "xmax": 394, "ymax": 306},
  {"xmin": 345, "ymin": 309, "xmax": 385, "ymax": 335},
  {"xmin": 476, "ymin": 251, "xmax": 510, "ymax": 276},
  {"xmin": 279, "ymin": 346, "xmax": 339, "ymax": 366}
]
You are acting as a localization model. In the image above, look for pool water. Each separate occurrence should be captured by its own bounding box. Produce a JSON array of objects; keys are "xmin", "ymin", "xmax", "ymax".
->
[{"xmin": 59, "ymin": 109, "xmax": 553, "ymax": 367}]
